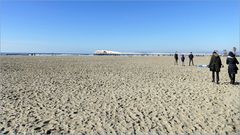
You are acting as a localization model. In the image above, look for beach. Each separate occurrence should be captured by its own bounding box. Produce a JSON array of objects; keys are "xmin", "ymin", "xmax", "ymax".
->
[{"xmin": 0, "ymin": 56, "xmax": 239, "ymax": 134}]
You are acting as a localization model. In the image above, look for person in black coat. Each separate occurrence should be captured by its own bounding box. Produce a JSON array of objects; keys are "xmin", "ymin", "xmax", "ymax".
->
[
  {"xmin": 208, "ymin": 51, "xmax": 223, "ymax": 84},
  {"xmin": 226, "ymin": 51, "xmax": 239, "ymax": 84},
  {"xmin": 188, "ymin": 52, "xmax": 194, "ymax": 66},
  {"xmin": 181, "ymin": 54, "xmax": 185, "ymax": 66},
  {"xmin": 174, "ymin": 52, "xmax": 178, "ymax": 65}
]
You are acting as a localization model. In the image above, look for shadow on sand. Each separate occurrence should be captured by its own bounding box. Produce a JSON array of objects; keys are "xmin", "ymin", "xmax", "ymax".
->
[
  {"xmin": 221, "ymin": 82, "xmax": 240, "ymax": 85},
  {"xmin": 234, "ymin": 82, "xmax": 240, "ymax": 85}
]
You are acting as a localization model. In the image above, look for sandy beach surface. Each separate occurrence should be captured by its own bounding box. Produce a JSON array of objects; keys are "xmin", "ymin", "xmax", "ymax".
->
[{"xmin": 0, "ymin": 56, "xmax": 239, "ymax": 134}]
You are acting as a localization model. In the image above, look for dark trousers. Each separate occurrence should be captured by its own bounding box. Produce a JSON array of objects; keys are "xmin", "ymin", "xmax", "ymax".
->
[
  {"xmin": 228, "ymin": 73, "xmax": 236, "ymax": 84},
  {"xmin": 175, "ymin": 59, "xmax": 178, "ymax": 65},
  {"xmin": 189, "ymin": 59, "xmax": 194, "ymax": 66},
  {"xmin": 181, "ymin": 60, "xmax": 185, "ymax": 66},
  {"xmin": 212, "ymin": 71, "xmax": 219, "ymax": 82}
]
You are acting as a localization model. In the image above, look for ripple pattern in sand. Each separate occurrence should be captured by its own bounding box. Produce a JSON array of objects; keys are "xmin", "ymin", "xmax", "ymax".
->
[{"xmin": 0, "ymin": 56, "xmax": 239, "ymax": 134}]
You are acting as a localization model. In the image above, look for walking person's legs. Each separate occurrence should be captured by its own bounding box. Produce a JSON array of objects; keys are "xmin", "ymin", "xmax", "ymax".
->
[
  {"xmin": 216, "ymin": 71, "xmax": 219, "ymax": 84},
  {"xmin": 232, "ymin": 73, "xmax": 236, "ymax": 84},
  {"xmin": 212, "ymin": 71, "xmax": 215, "ymax": 82},
  {"xmin": 228, "ymin": 73, "xmax": 233, "ymax": 84},
  {"xmin": 175, "ymin": 59, "xmax": 178, "ymax": 65},
  {"xmin": 189, "ymin": 59, "xmax": 194, "ymax": 66}
]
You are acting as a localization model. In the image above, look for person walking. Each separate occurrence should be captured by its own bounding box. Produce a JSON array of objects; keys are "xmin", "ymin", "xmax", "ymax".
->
[
  {"xmin": 181, "ymin": 54, "xmax": 185, "ymax": 66},
  {"xmin": 208, "ymin": 51, "xmax": 223, "ymax": 84},
  {"xmin": 226, "ymin": 51, "xmax": 239, "ymax": 84},
  {"xmin": 174, "ymin": 52, "xmax": 178, "ymax": 65},
  {"xmin": 188, "ymin": 52, "xmax": 194, "ymax": 66}
]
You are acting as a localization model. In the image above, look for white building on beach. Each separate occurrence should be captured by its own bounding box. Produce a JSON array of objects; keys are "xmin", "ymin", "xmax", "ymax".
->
[{"xmin": 94, "ymin": 50, "xmax": 121, "ymax": 55}]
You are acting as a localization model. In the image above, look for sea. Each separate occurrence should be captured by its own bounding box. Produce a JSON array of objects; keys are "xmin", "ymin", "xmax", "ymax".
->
[{"xmin": 0, "ymin": 52, "xmax": 216, "ymax": 57}]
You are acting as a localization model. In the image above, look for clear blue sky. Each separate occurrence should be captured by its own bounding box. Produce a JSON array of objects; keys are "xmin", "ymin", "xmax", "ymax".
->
[{"xmin": 1, "ymin": 0, "xmax": 240, "ymax": 53}]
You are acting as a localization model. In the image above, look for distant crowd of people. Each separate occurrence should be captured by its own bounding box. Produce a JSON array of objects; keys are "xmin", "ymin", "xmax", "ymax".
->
[
  {"xmin": 174, "ymin": 52, "xmax": 194, "ymax": 66},
  {"xmin": 174, "ymin": 51, "xmax": 239, "ymax": 85}
]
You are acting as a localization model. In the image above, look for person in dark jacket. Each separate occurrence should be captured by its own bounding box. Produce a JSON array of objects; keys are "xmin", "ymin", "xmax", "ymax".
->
[
  {"xmin": 226, "ymin": 51, "xmax": 239, "ymax": 84},
  {"xmin": 208, "ymin": 51, "xmax": 223, "ymax": 84},
  {"xmin": 188, "ymin": 52, "xmax": 194, "ymax": 66},
  {"xmin": 174, "ymin": 52, "xmax": 178, "ymax": 65},
  {"xmin": 181, "ymin": 54, "xmax": 185, "ymax": 66}
]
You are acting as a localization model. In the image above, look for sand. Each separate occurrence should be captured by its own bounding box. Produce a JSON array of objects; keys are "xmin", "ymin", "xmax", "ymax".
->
[{"xmin": 0, "ymin": 56, "xmax": 239, "ymax": 134}]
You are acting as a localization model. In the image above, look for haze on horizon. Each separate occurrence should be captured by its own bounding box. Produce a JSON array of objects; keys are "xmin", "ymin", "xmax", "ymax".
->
[{"xmin": 0, "ymin": 0, "xmax": 240, "ymax": 53}]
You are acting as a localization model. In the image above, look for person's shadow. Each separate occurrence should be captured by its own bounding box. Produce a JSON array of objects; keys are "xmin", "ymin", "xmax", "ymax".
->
[
  {"xmin": 222, "ymin": 82, "xmax": 240, "ymax": 85},
  {"xmin": 234, "ymin": 82, "xmax": 240, "ymax": 85}
]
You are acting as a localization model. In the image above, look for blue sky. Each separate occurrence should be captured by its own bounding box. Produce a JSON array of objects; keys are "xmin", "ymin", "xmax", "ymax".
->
[{"xmin": 1, "ymin": 0, "xmax": 240, "ymax": 53}]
